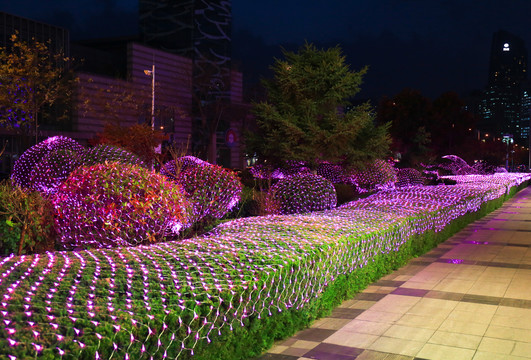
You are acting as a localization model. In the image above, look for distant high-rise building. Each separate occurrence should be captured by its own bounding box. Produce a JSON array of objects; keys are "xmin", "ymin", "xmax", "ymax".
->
[
  {"xmin": 521, "ymin": 86, "xmax": 531, "ymax": 141},
  {"xmin": 481, "ymin": 30, "xmax": 528, "ymax": 142}
]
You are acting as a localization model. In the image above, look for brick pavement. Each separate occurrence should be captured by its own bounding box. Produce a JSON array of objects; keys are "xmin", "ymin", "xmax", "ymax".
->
[{"xmin": 258, "ymin": 186, "xmax": 531, "ymax": 360}]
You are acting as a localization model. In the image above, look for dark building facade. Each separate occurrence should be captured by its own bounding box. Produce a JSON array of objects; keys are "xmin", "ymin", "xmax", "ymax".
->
[
  {"xmin": 1, "ymin": 4, "xmax": 250, "ymax": 171},
  {"xmin": 0, "ymin": 11, "xmax": 69, "ymax": 55},
  {"xmin": 481, "ymin": 30, "xmax": 528, "ymax": 143}
]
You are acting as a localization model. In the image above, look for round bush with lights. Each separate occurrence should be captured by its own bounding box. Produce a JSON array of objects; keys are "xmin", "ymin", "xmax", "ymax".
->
[
  {"xmin": 160, "ymin": 155, "xmax": 208, "ymax": 180},
  {"xmin": 176, "ymin": 163, "xmax": 242, "ymax": 224},
  {"xmin": 265, "ymin": 173, "xmax": 337, "ymax": 215},
  {"xmin": 11, "ymin": 136, "xmax": 84, "ymax": 189},
  {"xmin": 53, "ymin": 162, "xmax": 190, "ymax": 250},
  {"xmin": 28, "ymin": 149, "xmax": 83, "ymax": 195},
  {"xmin": 351, "ymin": 159, "xmax": 397, "ymax": 192},
  {"xmin": 395, "ymin": 168, "xmax": 425, "ymax": 188},
  {"xmin": 80, "ymin": 144, "xmax": 146, "ymax": 168},
  {"xmin": 316, "ymin": 162, "xmax": 351, "ymax": 184}
]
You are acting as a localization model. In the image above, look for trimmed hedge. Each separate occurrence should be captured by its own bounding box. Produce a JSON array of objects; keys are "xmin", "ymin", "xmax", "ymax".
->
[{"xmin": 0, "ymin": 174, "xmax": 528, "ymax": 359}]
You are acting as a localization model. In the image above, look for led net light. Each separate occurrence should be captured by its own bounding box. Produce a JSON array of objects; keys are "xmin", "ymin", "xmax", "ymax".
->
[
  {"xmin": 11, "ymin": 136, "xmax": 84, "ymax": 190},
  {"xmin": 160, "ymin": 156, "xmax": 208, "ymax": 181},
  {"xmin": 0, "ymin": 173, "xmax": 529, "ymax": 359},
  {"xmin": 53, "ymin": 162, "xmax": 190, "ymax": 250},
  {"xmin": 265, "ymin": 173, "xmax": 337, "ymax": 214},
  {"xmin": 175, "ymin": 163, "xmax": 242, "ymax": 224}
]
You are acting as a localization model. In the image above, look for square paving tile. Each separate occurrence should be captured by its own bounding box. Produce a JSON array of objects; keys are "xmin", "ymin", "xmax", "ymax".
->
[
  {"xmin": 355, "ymin": 310, "xmax": 404, "ymax": 323},
  {"xmin": 348, "ymin": 300, "xmax": 378, "ymax": 310},
  {"xmin": 391, "ymin": 288, "xmax": 429, "ymax": 297},
  {"xmin": 330, "ymin": 308, "xmax": 365, "ymax": 319},
  {"xmin": 280, "ymin": 346, "xmax": 310, "ymax": 357},
  {"xmin": 512, "ymin": 341, "xmax": 531, "ymax": 358},
  {"xmin": 341, "ymin": 319, "xmax": 392, "ymax": 336},
  {"xmin": 485, "ymin": 324, "xmax": 531, "ymax": 342},
  {"xmin": 428, "ymin": 330, "xmax": 482, "ymax": 349},
  {"xmin": 311, "ymin": 317, "xmax": 353, "ymax": 330},
  {"xmin": 432, "ymin": 278, "xmax": 475, "ymax": 293},
  {"xmin": 355, "ymin": 293, "xmax": 388, "ymax": 301},
  {"xmin": 383, "ymin": 324, "xmax": 434, "ymax": 342},
  {"xmin": 446, "ymin": 309, "xmax": 495, "ymax": 325},
  {"xmin": 424, "ymin": 290, "xmax": 464, "ymax": 301},
  {"xmin": 294, "ymin": 328, "xmax": 338, "ymax": 342},
  {"xmin": 291, "ymin": 340, "xmax": 320, "ymax": 350},
  {"xmin": 416, "ymin": 343, "xmax": 475, "ymax": 360},
  {"xmin": 490, "ymin": 313, "xmax": 531, "ymax": 330},
  {"xmin": 324, "ymin": 330, "xmax": 379, "ymax": 348},
  {"xmin": 467, "ymin": 281, "xmax": 509, "ymax": 297},
  {"xmin": 461, "ymin": 294, "xmax": 501, "ymax": 306},
  {"xmin": 477, "ymin": 337, "xmax": 515, "ymax": 355},
  {"xmin": 438, "ymin": 318, "xmax": 488, "ymax": 336},
  {"xmin": 395, "ymin": 313, "xmax": 446, "ymax": 330},
  {"xmin": 368, "ymin": 294, "xmax": 420, "ymax": 314},
  {"xmin": 454, "ymin": 301, "xmax": 498, "ymax": 315},
  {"xmin": 368, "ymin": 336, "xmax": 425, "ymax": 357},
  {"xmin": 304, "ymin": 343, "xmax": 364, "ymax": 360},
  {"xmin": 352, "ymin": 350, "xmax": 389, "ymax": 360}
]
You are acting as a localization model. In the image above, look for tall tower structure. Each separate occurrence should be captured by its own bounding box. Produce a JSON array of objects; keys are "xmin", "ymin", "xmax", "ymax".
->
[
  {"xmin": 139, "ymin": 0, "xmax": 232, "ymax": 99},
  {"xmin": 481, "ymin": 30, "xmax": 528, "ymax": 142},
  {"xmin": 139, "ymin": 0, "xmax": 233, "ymax": 161}
]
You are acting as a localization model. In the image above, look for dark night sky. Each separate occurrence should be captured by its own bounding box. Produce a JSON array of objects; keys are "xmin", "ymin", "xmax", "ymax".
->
[{"xmin": 2, "ymin": 0, "xmax": 531, "ymax": 101}]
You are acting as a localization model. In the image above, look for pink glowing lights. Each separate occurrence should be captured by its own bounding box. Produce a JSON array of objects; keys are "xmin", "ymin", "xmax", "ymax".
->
[{"xmin": 0, "ymin": 169, "xmax": 529, "ymax": 358}]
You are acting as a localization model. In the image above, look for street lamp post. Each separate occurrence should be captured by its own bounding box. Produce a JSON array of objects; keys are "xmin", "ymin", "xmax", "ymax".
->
[
  {"xmin": 502, "ymin": 134, "xmax": 513, "ymax": 171},
  {"xmin": 144, "ymin": 64, "xmax": 158, "ymax": 169},
  {"xmin": 144, "ymin": 64, "xmax": 155, "ymax": 132}
]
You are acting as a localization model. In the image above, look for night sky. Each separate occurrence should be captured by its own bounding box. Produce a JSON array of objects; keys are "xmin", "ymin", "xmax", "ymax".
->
[{"xmin": 2, "ymin": 0, "xmax": 531, "ymax": 101}]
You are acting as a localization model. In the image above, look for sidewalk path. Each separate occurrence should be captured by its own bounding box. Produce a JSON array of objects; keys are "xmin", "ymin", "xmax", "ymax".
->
[{"xmin": 258, "ymin": 186, "xmax": 531, "ymax": 360}]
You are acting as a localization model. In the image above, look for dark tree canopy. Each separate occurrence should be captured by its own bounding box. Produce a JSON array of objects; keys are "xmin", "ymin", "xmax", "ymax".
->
[
  {"xmin": 377, "ymin": 89, "xmax": 480, "ymax": 167},
  {"xmin": 246, "ymin": 42, "xmax": 390, "ymax": 170}
]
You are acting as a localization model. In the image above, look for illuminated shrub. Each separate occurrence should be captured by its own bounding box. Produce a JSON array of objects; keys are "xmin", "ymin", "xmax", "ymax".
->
[
  {"xmin": 176, "ymin": 163, "xmax": 242, "ymax": 224},
  {"xmin": 53, "ymin": 162, "xmax": 189, "ymax": 250},
  {"xmin": 472, "ymin": 161, "xmax": 497, "ymax": 175},
  {"xmin": 160, "ymin": 156, "xmax": 207, "ymax": 181},
  {"xmin": 28, "ymin": 149, "xmax": 82, "ymax": 195},
  {"xmin": 316, "ymin": 162, "xmax": 353, "ymax": 184},
  {"xmin": 0, "ymin": 181, "xmax": 56, "ymax": 255},
  {"xmin": 11, "ymin": 136, "xmax": 84, "ymax": 189},
  {"xmin": 395, "ymin": 168, "xmax": 425, "ymax": 188},
  {"xmin": 248, "ymin": 163, "xmax": 275, "ymax": 179},
  {"xmin": 249, "ymin": 162, "xmax": 311, "ymax": 180},
  {"xmin": 265, "ymin": 174, "xmax": 337, "ymax": 215},
  {"xmin": 440, "ymin": 155, "xmax": 477, "ymax": 175},
  {"xmin": 80, "ymin": 144, "xmax": 146, "ymax": 168},
  {"xmin": 352, "ymin": 159, "xmax": 397, "ymax": 192}
]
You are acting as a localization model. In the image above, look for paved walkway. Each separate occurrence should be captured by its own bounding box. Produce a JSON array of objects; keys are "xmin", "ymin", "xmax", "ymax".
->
[{"xmin": 258, "ymin": 186, "xmax": 531, "ymax": 360}]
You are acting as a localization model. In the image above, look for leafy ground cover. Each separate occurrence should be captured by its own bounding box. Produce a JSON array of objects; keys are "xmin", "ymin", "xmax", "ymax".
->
[{"xmin": 0, "ymin": 173, "xmax": 529, "ymax": 359}]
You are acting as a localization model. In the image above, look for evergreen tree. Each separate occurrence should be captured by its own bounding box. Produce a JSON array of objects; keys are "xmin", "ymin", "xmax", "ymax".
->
[{"xmin": 247, "ymin": 42, "xmax": 390, "ymax": 170}]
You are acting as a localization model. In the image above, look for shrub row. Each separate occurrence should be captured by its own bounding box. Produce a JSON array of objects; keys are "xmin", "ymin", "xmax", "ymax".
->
[
  {"xmin": 0, "ymin": 174, "xmax": 527, "ymax": 359},
  {"xmin": 6, "ymin": 138, "xmax": 243, "ymax": 251}
]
